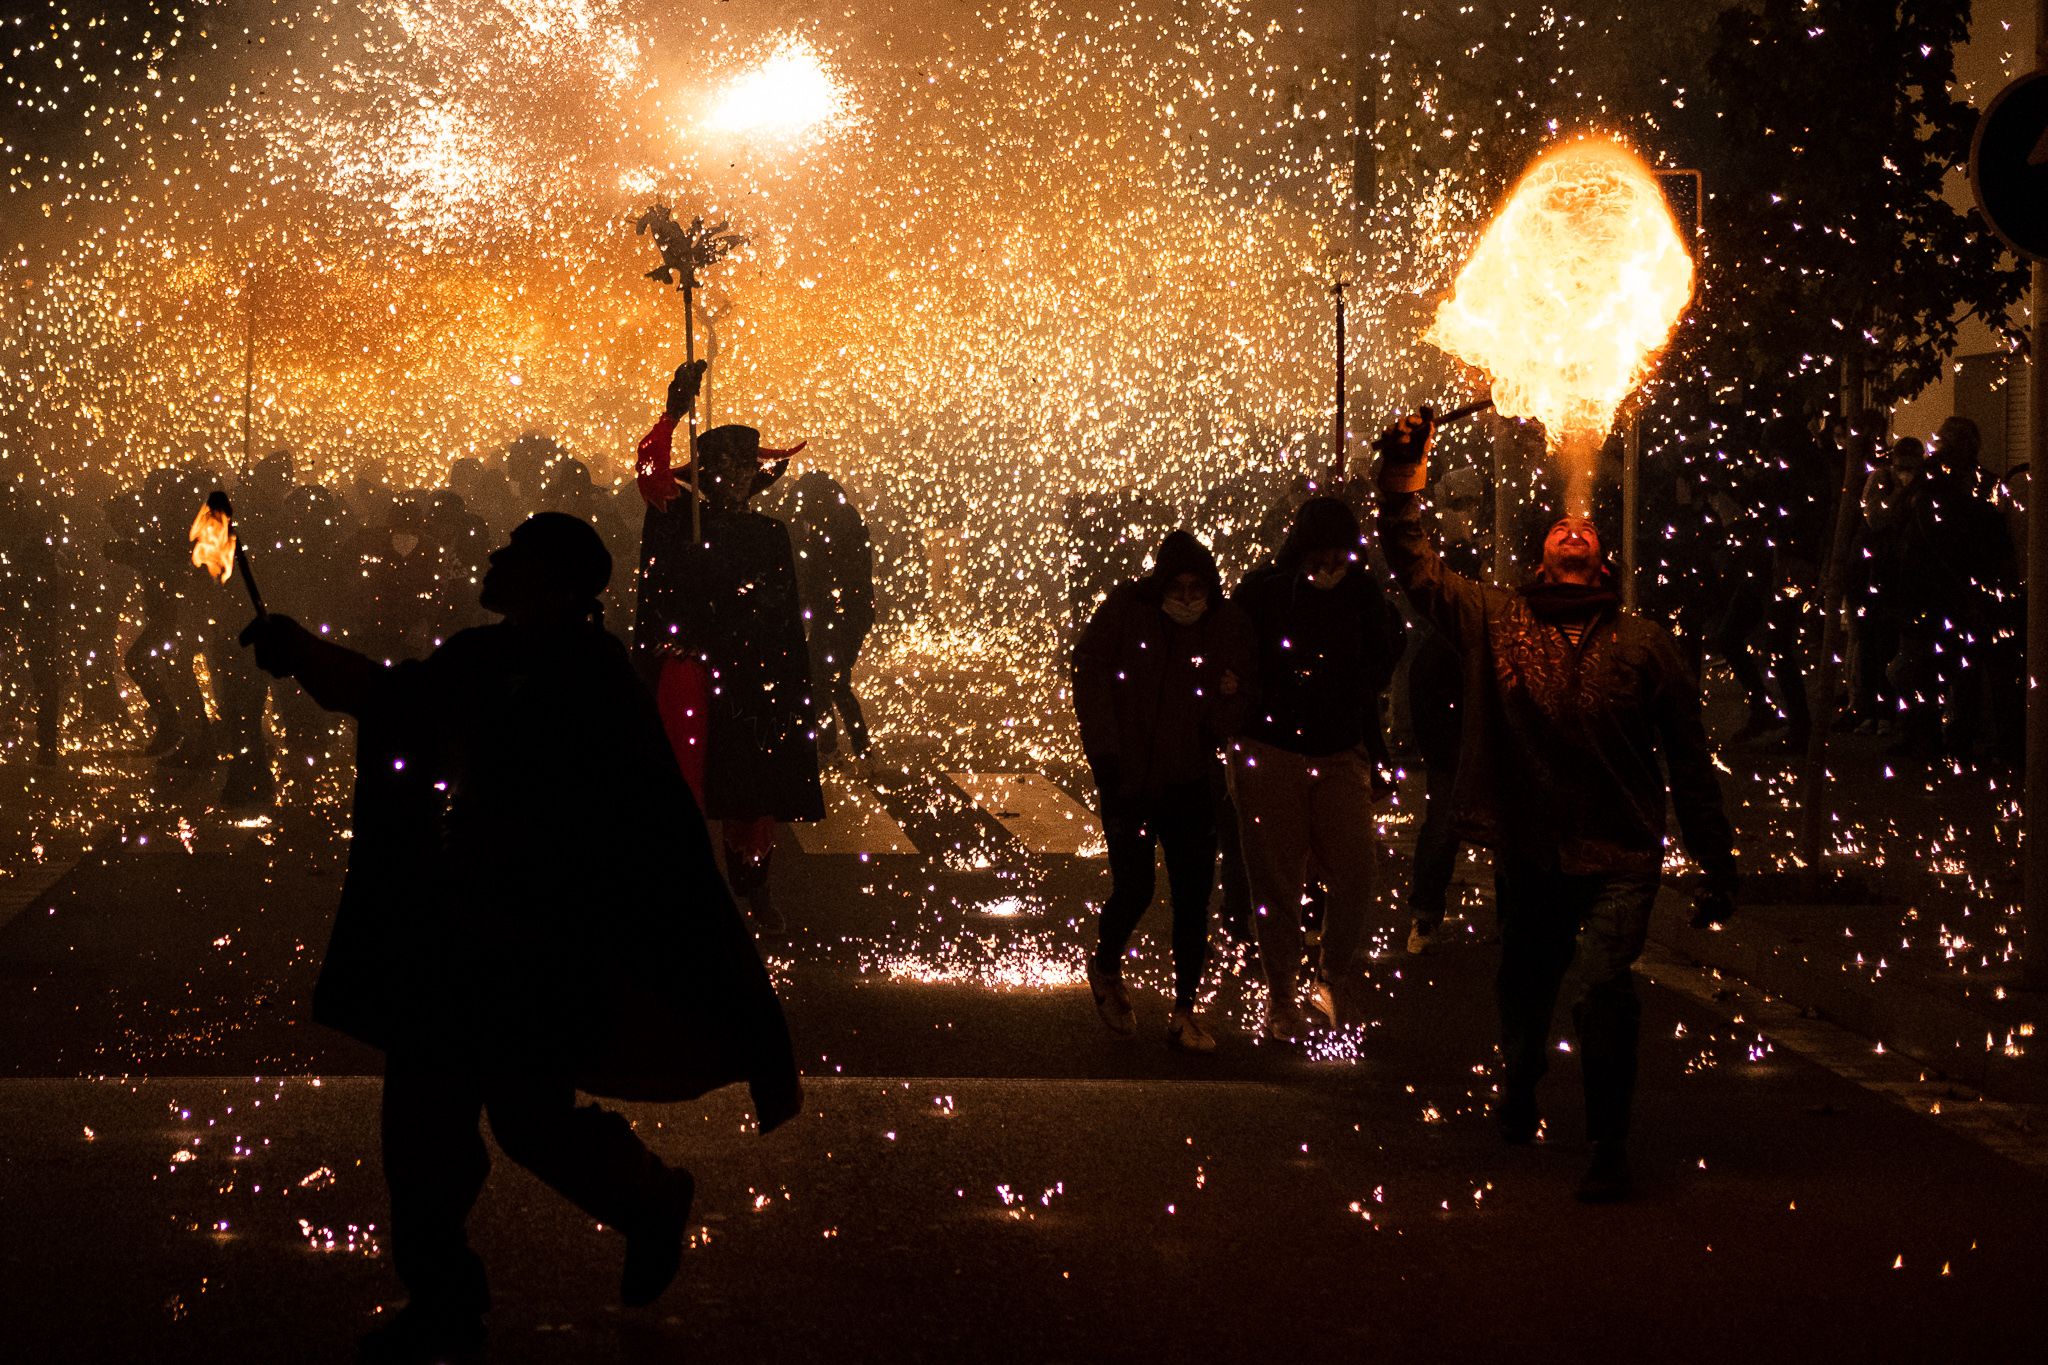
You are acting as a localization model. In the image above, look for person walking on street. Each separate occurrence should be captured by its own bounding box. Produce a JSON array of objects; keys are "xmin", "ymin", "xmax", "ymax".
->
[
  {"xmin": 240, "ymin": 511, "xmax": 801, "ymax": 1363},
  {"xmin": 1374, "ymin": 412, "xmax": 1737, "ymax": 1203},
  {"xmin": 1074, "ymin": 530, "xmax": 1255, "ymax": 1053},
  {"xmin": 1229, "ymin": 496, "xmax": 1406, "ymax": 1041}
]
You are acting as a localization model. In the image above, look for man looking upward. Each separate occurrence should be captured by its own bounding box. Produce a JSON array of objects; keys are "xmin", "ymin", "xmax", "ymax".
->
[{"xmin": 1374, "ymin": 412, "xmax": 1737, "ymax": 1203}]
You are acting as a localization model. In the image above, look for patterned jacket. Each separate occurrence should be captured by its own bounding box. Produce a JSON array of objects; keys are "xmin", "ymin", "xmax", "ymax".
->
[{"xmin": 1378, "ymin": 489, "xmax": 1735, "ymax": 880}]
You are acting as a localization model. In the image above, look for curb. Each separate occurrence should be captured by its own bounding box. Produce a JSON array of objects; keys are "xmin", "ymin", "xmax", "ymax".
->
[{"xmin": 1646, "ymin": 888, "xmax": 2048, "ymax": 1105}]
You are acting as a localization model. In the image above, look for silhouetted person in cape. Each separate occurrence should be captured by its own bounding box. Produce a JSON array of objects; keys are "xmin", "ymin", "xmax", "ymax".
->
[
  {"xmin": 633, "ymin": 362, "xmax": 825, "ymax": 937},
  {"xmin": 241, "ymin": 511, "xmax": 801, "ymax": 1364}
]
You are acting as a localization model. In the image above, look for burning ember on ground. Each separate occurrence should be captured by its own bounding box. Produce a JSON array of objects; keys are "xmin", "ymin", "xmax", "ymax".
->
[
  {"xmin": 1425, "ymin": 137, "xmax": 1694, "ymax": 513},
  {"xmin": 188, "ymin": 501, "xmax": 236, "ymax": 585}
]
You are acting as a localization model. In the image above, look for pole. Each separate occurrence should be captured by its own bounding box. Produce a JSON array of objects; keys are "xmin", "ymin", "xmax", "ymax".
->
[
  {"xmin": 240, "ymin": 266, "xmax": 257, "ymax": 478},
  {"xmin": 1333, "ymin": 280, "xmax": 1348, "ymax": 481},
  {"xmin": 2026, "ymin": 0, "xmax": 2048, "ymax": 988},
  {"xmin": 684, "ymin": 278, "xmax": 701, "ymax": 543},
  {"xmin": 1621, "ymin": 417, "xmax": 1641, "ymax": 609},
  {"xmin": 1798, "ymin": 358, "xmax": 1870, "ymax": 872}
]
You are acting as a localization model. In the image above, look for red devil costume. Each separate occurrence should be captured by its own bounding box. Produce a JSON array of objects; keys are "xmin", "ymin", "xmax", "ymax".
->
[{"xmin": 633, "ymin": 410, "xmax": 824, "ymax": 928}]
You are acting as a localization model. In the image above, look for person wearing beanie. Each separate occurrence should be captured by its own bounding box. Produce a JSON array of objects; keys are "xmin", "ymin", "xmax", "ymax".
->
[
  {"xmin": 238, "ymin": 510, "xmax": 800, "ymax": 1358},
  {"xmin": 1227, "ymin": 494, "xmax": 1407, "ymax": 1042},
  {"xmin": 1374, "ymin": 412, "xmax": 1737, "ymax": 1205},
  {"xmin": 633, "ymin": 362, "xmax": 826, "ymax": 937},
  {"xmin": 1073, "ymin": 529, "xmax": 1256, "ymax": 1053}
]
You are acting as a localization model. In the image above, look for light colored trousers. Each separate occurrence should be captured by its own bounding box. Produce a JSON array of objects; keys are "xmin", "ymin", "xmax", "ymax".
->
[{"xmin": 1228, "ymin": 737, "xmax": 1381, "ymax": 1002}]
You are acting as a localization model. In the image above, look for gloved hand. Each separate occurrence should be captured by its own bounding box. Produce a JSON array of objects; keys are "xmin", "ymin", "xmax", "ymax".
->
[
  {"xmin": 665, "ymin": 359, "xmax": 708, "ymax": 419},
  {"xmin": 1690, "ymin": 868, "xmax": 1738, "ymax": 930},
  {"xmin": 238, "ymin": 614, "xmax": 314, "ymax": 679},
  {"xmin": 1373, "ymin": 410, "xmax": 1434, "ymax": 494}
]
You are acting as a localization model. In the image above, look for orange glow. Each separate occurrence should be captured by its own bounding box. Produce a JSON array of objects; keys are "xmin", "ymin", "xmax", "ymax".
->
[
  {"xmin": 189, "ymin": 502, "xmax": 236, "ymax": 584},
  {"xmin": 1425, "ymin": 137, "xmax": 1693, "ymax": 512}
]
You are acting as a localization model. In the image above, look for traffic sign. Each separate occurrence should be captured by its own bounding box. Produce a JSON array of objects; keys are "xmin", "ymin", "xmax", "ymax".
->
[{"xmin": 1969, "ymin": 71, "xmax": 2048, "ymax": 263}]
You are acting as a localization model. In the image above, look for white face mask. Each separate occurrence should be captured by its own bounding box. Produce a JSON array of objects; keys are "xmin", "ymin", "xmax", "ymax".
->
[
  {"xmin": 1306, "ymin": 567, "xmax": 1347, "ymax": 591},
  {"xmin": 1162, "ymin": 596, "xmax": 1207, "ymax": 626}
]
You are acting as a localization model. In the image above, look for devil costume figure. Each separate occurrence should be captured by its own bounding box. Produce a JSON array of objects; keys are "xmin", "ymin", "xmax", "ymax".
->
[{"xmin": 633, "ymin": 364, "xmax": 825, "ymax": 935}]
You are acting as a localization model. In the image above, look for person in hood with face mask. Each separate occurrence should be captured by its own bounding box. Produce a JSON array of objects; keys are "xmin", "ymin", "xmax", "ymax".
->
[
  {"xmin": 1227, "ymin": 495, "xmax": 1406, "ymax": 1042},
  {"xmin": 1374, "ymin": 412, "xmax": 1736, "ymax": 1204},
  {"xmin": 1073, "ymin": 530, "xmax": 1255, "ymax": 1053}
]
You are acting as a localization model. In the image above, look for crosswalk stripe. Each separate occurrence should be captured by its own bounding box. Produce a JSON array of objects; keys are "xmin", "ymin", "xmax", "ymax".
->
[
  {"xmin": 792, "ymin": 771, "xmax": 918, "ymax": 855},
  {"xmin": 948, "ymin": 771, "xmax": 1105, "ymax": 857}
]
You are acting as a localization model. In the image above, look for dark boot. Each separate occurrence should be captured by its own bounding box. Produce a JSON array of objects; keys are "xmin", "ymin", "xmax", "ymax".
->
[
  {"xmin": 745, "ymin": 882, "xmax": 786, "ymax": 937},
  {"xmin": 1575, "ymin": 1141, "xmax": 1631, "ymax": 1203},
  {"xmin": 1497, "ymin": 1082, "xmax": 1540, "ymax": 1146},
  {"xmin": 357, "ymin": 1302, "xmax": 485, "ymax": 1365},
  {"xmin": 621, "ymin": 1166, "xmax": 695, "ymax": 1307}
]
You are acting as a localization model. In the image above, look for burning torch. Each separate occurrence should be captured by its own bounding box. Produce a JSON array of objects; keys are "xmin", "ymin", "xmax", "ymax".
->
[
  {"xmin": 190, "ymin": 491, "xmax": 266, "ymax": 619},
  {"xmin": 635, "ymin": 203, "xmax": 746, "ymax": 542}
]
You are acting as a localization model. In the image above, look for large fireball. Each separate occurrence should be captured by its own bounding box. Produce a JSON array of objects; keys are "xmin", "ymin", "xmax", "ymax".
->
[{"xmin": 1425, "ymin": 138, "xmax": 1693, "ymax": 482}]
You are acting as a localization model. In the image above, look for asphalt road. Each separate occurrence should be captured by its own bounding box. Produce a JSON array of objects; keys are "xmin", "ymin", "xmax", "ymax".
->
[{"xmin": 2, "ymin": 749, "xmax": 2046, "ymax": 1364}]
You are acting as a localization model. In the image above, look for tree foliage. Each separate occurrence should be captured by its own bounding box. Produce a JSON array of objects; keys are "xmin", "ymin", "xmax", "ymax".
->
[{"xmin": 1690, "ymin": 0, "xmax": 2028, "ymax": 410}]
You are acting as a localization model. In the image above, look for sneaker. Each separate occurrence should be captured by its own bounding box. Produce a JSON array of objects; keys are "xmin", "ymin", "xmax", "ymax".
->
[
  {"xmin": 622, "ymin": 1165, "xmax": 695, "ymax": 1307},
  {"xmin": 1086, "ymin": 961, "xmax": 1136, "ymax": 1037},
  {"xmin": 1308, "ymin": 976, "xmax": 1340, "ymax": 1027},
  {"xmin": 1166, "ymin": 1008, "xmax": 1218, "ymax": 1054},
  {"xmin": 357, "ymin": 1303, "xmax": 486, "ymax": 1364},
  {"xmin": 1497, "ymin": 1086, "xmax": 1540, "ymax": 1146},
  {"xmin": 1406, "ymin": 919, "xmax": 1438, "ymax": 956},
  {"xmin": 1575, "ymin": 1141, "xmax": 1632, "ymax": 1204},
  {"xmin": 1264, "ymin": 1001, "xmax": 1308, "ymax": 1042},
  {"xmin": 1729, "ymin": 708, "xmax": 1784, "ymax": 745},
  {"xmin": 745, "ymin": 884, "xmax": 787, "ymax": 939}
]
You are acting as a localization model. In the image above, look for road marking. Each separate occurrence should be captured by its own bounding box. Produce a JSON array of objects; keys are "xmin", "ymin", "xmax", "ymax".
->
[
  {"xmin": 1641, "ymin": 942, "xmax": 2048, "ymax": 1174},
  {"xmin": 948, "ymin": 771, "xmax": 1105, "ymax": 857},
  {"xmin": 793, "ymin": 771, "xmax": 917, "ymax": 855}
]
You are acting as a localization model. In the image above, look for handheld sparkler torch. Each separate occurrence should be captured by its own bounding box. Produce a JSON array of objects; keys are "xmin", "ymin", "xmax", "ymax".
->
[{"xmin": 190, "ymin": 491, "xmax": 267, "ymax": 618}]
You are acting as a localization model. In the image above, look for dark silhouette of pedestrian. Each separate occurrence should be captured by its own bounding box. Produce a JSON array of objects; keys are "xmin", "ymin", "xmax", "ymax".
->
[
  {"xmin": 1401, "ymin": 464, "xmax": 1488, "ymax": 954},
  {"xmin": 1376, "ymin": 412, "xmax": 1736, "ymax": 1203},
  {"xmin": 0, "ymin": 476, "xmax": 66, "ymax": 764},
  {"xmin": 1229, "ymin": 496, "xmax": 1406, "ymax": 1040},
  {"xmin": 1074, "ymin": 529, "xmax": 1255, "ymax": 1052},
  {"xmin": 105, "ymin": 463, "xmax": 214, "ymax": 764},
  {"xmin": 1889, "ymin": 417, "xmax": 2012, "ymax": 760},
  {"xmin": 240, "ymin": 511, "xmax": 801, "ymax": 1363},
  {"xmin": 776, "ymin": 466, "xmax": 878, "ymax": 765},
  {"xmin": 633, "ymin": 363, "xmax": 824, "ymax": 937}
]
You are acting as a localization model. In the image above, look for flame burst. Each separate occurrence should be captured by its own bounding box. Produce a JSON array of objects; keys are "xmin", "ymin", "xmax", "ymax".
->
[
  {"xmin": 189, "ymin": 503, "xmax": 236, "ymax": 584},
  {"xmin": 1425, "ymin": 137, "xmax": 1693, "ymax": 513}
]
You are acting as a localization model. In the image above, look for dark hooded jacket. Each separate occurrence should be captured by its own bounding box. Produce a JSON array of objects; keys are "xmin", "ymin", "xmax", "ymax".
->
[
  {"xmin": 287, "ymin": 618, "xmax": 801, "ymax": 1129},
  {"xmin": 1378, "ymin": 488, "xmax": 1735, "ymax": 880},
  {"xmin": 1232, "ymin": 497, "xmax": 1407, "ymax": 759},
  {"xmin": 1072, "ymin": 530, "xmax": 1255, "ymax": 805}
]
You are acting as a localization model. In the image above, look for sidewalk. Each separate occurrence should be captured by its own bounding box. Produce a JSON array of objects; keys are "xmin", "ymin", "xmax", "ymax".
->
[{"xmin": 1647, "ymin": 887, "xmax": 2047, "ymax": 1104}]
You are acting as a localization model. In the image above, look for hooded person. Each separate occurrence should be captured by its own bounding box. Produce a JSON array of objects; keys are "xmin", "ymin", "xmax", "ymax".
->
[
  {"xmin": 239, "ymin": 510, "xmax": 801, "ymax": 1361},
  {"xmin": 632, "ymin": 363, "xmax": 825, "ymax": 936},
  {"xmin": 1374, "ymin": 411, "xmax": 1736, "ymax": 1204},
  {"xmin": 1226, "ymin": 495, "xmax": 1407, "ymax": 1041},
  {"xmin": 1073, "ymin": 529, "xmax": 1255, "ymax": 1052}
]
